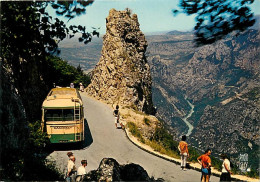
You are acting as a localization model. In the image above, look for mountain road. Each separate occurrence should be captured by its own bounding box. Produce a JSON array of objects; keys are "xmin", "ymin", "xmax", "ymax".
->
[{"xmin": 48, "ymin": 93, "xmax": 219, "ymax": 182}]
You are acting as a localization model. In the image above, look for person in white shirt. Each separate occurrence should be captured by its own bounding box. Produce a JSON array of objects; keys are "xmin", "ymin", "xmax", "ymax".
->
[
  {"xmin": 79, "ymin": 83, "xmax": 84, "ymax": 92},
  {"xmin": 220, "ymin": 154, "xmax": 232, "ymax": 182},
  {"xmin": 76, "ymin": 160, "xmax": 87, "ymax": 182},
  {"xmin": 66, "ymin": 155, "xmax": 76, "ymax": 182}
]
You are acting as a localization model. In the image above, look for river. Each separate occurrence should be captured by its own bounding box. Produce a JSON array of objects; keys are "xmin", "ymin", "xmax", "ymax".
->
[{"xmin": 182, "ymin": 99, "xmax": 194, "ymax": 136}]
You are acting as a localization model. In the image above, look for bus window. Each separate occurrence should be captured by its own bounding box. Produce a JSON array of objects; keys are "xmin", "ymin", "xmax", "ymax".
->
[
  {"xmin": 63, "ymin": 109, "xmax": 74, "ymax": 121},
  {"xmin": 45, "ymin": 109, "xmax": 74, "ymax": 121},
  {"xmin": 45, "ymin": 109, "xmax": 62, "ymax": 121}
]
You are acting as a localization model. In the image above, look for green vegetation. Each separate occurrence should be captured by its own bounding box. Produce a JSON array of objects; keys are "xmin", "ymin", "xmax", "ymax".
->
[
  {"xmin": 173, "ymin": 0, "xmax": 255, "ymax": 46},
  {"xmin": 1, "ymin": 121, "xmax": 63, "ymax": 180},
  {"xmin": 46, "ymin": 56, "xmax": 91, "ymax": 88},
  {"xmin": 1, "ymin": 1, "xmax": 96, "ymax": 180},
  {"xmin": 152, "ymin": 127, "xmax": 178, "ymax": 152},
  {"xmin": 128, "ymin": 120, "xmax": 225, "ymax": 172},
  {"xmin": 149, "ymin": 126, "xmax": 179, "ymax": 158},
  {"xmin": 128, "ymin": 122, "xmax": 145, "ymax": 143},
  {"xmin": 242, "ymin": 87, "xmax": 260, "ymax": 101},
  {"xmin": 234, "ymin": 134, "xmax": 259, "ymax": 178},
  {"xmin": 143, "ymin": 117, "xmax": 151, "ymax": 126}
]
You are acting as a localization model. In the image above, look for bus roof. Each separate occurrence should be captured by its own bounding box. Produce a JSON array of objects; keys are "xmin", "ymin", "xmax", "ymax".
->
[{"xmin": 42, "ymin": 87, "xmax": 83, "ymax": 109}]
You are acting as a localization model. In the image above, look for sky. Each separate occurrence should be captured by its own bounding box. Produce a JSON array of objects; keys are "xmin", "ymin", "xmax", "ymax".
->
[{"xmin": 49, "ymin": 0, "xmax": 260, "ymax": 35}]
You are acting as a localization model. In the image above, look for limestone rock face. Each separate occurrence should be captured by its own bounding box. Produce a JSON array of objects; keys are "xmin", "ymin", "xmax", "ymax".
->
[
  {"xmin": 84, "ymin": 158, "xmax": 160, "ymax": 181},
  {"xmin": 86, "ymin": 9, "xmax": 155, "ymax": 114}
]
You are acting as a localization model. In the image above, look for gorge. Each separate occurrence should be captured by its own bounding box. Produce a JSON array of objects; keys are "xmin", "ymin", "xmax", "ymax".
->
[
  {"xmin": 59, "ymin": 17, "xmax": 260, "ymax": 175},
  {"xmin": 181, "ymin": 98, "xmax": 194, "ymax": 136}
]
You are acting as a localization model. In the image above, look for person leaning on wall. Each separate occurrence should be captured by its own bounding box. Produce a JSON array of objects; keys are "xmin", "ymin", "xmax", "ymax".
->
[{"xmin": 220, "ymin": 154, "xmax": 232, "ymax": 182}]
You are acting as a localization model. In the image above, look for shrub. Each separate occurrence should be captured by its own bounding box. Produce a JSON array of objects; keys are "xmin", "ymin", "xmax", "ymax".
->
[
  {"xmin": 46, "ymin": 56, "xmax": 91, "ymax": 88},
  {"xmin": 128, "ymin": 122, "xmax": 145, "ymax": 143},
  {"xmin": 152, "ymin": 127, "xmax": 178, "ymax": 151},
  {"xmin": 1, "ymin": 120, "xmax": 63, "ymax": 180},
  {"xmin": 28, "ymin": 120, "xmax": 50, "ymax": 153},
  {"xmin": 143, "ymin": 117, "xmax": 150, "ymax": 126}
]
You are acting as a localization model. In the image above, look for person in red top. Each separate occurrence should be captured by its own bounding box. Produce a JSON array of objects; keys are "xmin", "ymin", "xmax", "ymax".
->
[
  {"xmin": 178, "ymin": 135, "xmax": 189, "ymax": 171},
  {"xmin": 197, "ymin": 149, "xmax": 212, "ymax": 182}
]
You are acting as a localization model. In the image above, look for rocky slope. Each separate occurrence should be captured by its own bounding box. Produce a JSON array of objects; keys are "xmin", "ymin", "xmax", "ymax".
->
[
  {"xmin": 59, "ymin": 16, "xmax": 260, "ymax": 173},
  {"xmin": 84, "ymin": 158, "xmax": 162, "ymax": 181},
  {"xmin": 86, "ymin": 9, "xmax": 155, "ymax": 114},
  {"xmin": 147, "ymin": 29, "xmax": 260, "ymax": 171}
]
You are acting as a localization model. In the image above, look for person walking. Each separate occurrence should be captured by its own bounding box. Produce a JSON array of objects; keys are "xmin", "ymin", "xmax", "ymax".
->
[
  {"xmin": 197, "ymin": 149, "xmax": 212, "ymax": 182},
  {"xmin": 220, "ymin": 154, "xmax": 232, "ymax": 182},
  {"xmin": 113, "ymin": 105, "xmax": 124, "ymax": 129},
  {"xmin": 76, "ymin": 160, "xmax": 88, "ymax": 182},
  {"xmin": 79, "ymin": 83, "xmax": 84, "ymax": 92},
  {"xmin": 178, "ymin": 135, "xmax": 189, "ymax": 171},
  {"xmin": 66, "ymin": 155, "xmax": 77, "ymax": 182}
]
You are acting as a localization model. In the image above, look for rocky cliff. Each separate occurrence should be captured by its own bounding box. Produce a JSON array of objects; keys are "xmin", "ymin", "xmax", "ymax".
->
[
  {"xmin": 84, "ymin": 158, "xmax": 162, "ymax": 181},
  {"xmin": 86, "ymin": 9, "xmax": 155, "ymax": 114},
  {"xmin": 147, "ymin": 29, "xmax": 260, "ymax": 171}
]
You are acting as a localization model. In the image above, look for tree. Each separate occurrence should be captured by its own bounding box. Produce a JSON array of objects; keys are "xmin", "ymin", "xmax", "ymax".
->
[
  {"xmin": 0, "ymin": 1, "xmax": 96, "ymax": 180},
  {"xmin": 1, "ymin": 1, "xmax": 96, "ymax": 57},
  {"xmin": 173, "ymin": 0, "xmax": 255, "ymax": 46},
  {"xmin": 0, "ymin": 1, "xmax": 97, "ymax": 121}
]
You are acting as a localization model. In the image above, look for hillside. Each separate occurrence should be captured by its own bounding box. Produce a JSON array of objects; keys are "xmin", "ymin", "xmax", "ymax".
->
[
  {"xmin": 58, "ymin": 28, "xmax": 259, "ymax": 174},
  {"xmin": 147, "ymin": 29, "xmax": 260, "ymax": 174}
]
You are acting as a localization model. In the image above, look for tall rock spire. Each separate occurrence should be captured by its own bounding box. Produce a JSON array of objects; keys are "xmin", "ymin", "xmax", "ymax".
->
[{"xmin": 86, "ymin": 9, "xmax": 155, "ymax": 114}]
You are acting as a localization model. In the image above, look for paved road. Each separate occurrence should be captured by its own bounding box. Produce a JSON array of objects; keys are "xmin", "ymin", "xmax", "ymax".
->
[{"xmin": 49, "ymin": 93, "xmax": 219, "ymax": 182}]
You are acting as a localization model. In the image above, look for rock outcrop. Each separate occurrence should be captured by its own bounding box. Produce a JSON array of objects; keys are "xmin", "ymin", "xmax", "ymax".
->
[
  {"xmin": 86, "ymin": 9, "xmax": 155, "ymax": 114},
  {"xmin": 84, "ymin": 158, "xmax": 163, "ymax": 181}
]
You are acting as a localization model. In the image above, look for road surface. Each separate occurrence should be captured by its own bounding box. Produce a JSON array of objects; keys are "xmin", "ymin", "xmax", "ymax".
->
[{"xmin": 48, "ymin": 93, "xmax": 219, "ymax": 182}]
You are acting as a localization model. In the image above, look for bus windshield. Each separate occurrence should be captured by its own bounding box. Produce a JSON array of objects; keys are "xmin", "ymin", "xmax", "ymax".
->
[{"xmin": 45, "ymin": 109, "xmax": 74, "ymax": 121}]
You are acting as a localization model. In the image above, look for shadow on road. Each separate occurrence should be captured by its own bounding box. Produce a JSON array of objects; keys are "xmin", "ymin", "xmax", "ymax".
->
[{"xmin": 50, "ymin": 119, "xmax": 93, "ymax": 151}]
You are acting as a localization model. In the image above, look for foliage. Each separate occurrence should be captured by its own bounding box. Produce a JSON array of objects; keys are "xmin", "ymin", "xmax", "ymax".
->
[
  {"xmin": 246, "ymin": 169, "xmax": 259, "ymax": 178},
  {"xmin": 1, "ymin": 1, "xmax": 96, "ymax": 56},
  {"xmin": 1, "ymin": 2, "xmax": 95, "ymax": 180},
  {"xmin": 28, "ymin": 120, "xmax": 50, "ymax": 153},
  {"xmin": 128, "ymin": 122, "xmax": 145, "ymax": 143},
  {"xmin": 46, "ymin": 56, "xmax": 91, "ymax": 87},
  {"xmin": 187, "ymin": 147, "xmax": 200, "ymax": 163},
  {"xmin": 1, "ymin": 121, "xmax": 63, "ymax": 181},
  {"xmin": 173, "ymin": 0, "xmax": 255, "ymax": 46},
  {"xmin": 143, "ymin": 117, "xmax": 151, "ymax": 126},
  {"xmin": 152, "ymin": 127, "xmax": 178, "ymax": 151},
  {"xmin": 242, "ymin": 87, "xmax": 260, "ymax": 101},
  {"xmin": 211, "ymin": 156, "xmax": 222, "ymax": 171}
]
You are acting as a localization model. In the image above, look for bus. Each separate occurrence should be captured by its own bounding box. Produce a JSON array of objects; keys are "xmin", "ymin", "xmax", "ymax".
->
[{"xmin": 41, "ymin": 87, "xmax": 84, "ymax": 143}]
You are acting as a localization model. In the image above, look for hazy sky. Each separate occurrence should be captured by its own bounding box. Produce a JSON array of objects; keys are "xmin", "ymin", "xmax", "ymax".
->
[{"xmin": 49, "ymin": 0, "xmax": 260, "ymax": 34}]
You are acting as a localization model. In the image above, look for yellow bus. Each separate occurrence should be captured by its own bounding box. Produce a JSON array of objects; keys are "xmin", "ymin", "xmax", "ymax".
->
[{"xmin": 41, "ymin": 87, "xmax": 84, "ymax": 143}]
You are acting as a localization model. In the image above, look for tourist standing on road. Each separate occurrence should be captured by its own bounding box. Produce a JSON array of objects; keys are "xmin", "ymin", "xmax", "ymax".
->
[
  {"xmin": 197, "ymin": 149, "xmax": 212, "ymax": 182},
  {"xmin": 79, "ymin": 83, "xmax": 84, "ymax": 92},
  {"xmin": 178, "ymin": 135, "xmax": 189, "ymax": 171},
  {"xmin": 67, "ymin": 152, "xmax": 74, "ymax": 158},
  {"xmin": 70, "ymin": 83, "xmax": 74, "ymax": 88},
  {"xmin": 66, "ymin": 155, "xmax": 77, "ymax": 182},
  {"xmin": 113, "ymin": 105, "xmax": 124, "ymax": 129},
  {"xmin": 76, "ymin": 160, "xmax": 88, "ymax": 182},
  {"xmin": 220, "ymin": 154, "xmax": 232, "ymax": 182}
]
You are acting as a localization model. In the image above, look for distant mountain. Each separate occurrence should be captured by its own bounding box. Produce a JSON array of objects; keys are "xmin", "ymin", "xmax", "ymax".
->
[
  {"xmin": 252, "ymin": 14, "xmax": 260, "ymax": 30},
  {"xmin": 166, "ymin": 30, "xmax": 192, "ymax": 35},
  {"xmin": 59, "ymin": 37, "xmax": 102, "ymax": 73}
]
